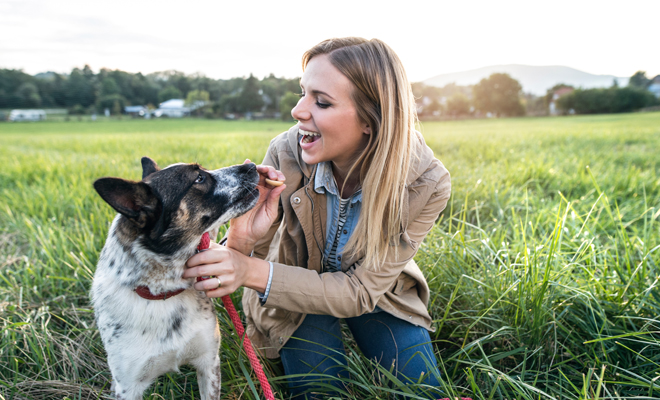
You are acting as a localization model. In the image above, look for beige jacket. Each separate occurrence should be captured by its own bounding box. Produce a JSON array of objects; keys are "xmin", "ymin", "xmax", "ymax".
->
[{"xmin": 243, "ymin": 125, "xmax": 451, "ymax": 359}]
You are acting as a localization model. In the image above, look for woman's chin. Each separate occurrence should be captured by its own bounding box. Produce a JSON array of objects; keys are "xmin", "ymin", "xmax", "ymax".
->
[{"xmin": 301, "ymin": 150, "xmax": 319, "ymax": 166}]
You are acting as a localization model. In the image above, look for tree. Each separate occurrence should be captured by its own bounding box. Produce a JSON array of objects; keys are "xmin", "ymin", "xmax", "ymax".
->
[
  {"xmin": 129, "ymin": 73, "xmax": 159, "ymax": 105},
  {"xmin": 150, "ymin": 70, "xmax": 192, "ymax": 98},
  {"xmin": 557, "ymin": 86, "xmax": 656, "ymax": 114},
  {"xmin": 65, "ymin": 68, "xmax": 95, "ymax": 107},
  {"xmin": 97, "ymin": 94, "xmax": 127, "ymax": 112},
  {"xmin": 218, "ymin": 93, "xmax": 241, "ymax": 114},
  {"xmin": 238, "ymin": 74, "xmax": 264, "ymax": 113},
  {"xmin": 112, "ymin": 99, "xmax": 122, "ymax": 116},
  {"xmin": 629, "ymin": 71, "xmax": 651, "ymax": 89},
  {"xmin": 425, "ymin": 98, "xmax": 443, "ymax": 116},
  {"xmin": 101, "ymin": 77, "xmax": 121, "ymax": 96},
  {"xmin": 186, "ymin": 89, "xmax": 211, "ymax": 116},
  {"xmin": 280, "ymin": 92, "xmax": 300, "ymax": 120},
  {"xmin": 15, "ymin": 82, "xmax": 42, "ymax": 107},
  {"xmin": 185, "ymin": 89, "xmax": 210, "ymax": 105},
  {"xmin": 472, "ymin": 73, "xmax": 525, "ymax": 117},
  {"xmin": 446, "ymin": 92, "xmax": 470, "ymax": 116},
  {"xmin": 544, "ymin": 83, "xmax": 574, "ymax": 107},
  {"xmin": 158, "ymin": 86, "xmax": 183, "ymax": 103}
]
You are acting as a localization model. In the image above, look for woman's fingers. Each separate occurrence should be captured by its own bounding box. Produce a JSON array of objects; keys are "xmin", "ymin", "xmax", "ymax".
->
[
  {"xmin": 256, "ymin": 164, "xmax": 285, "ymax": 182},
  {"xmin": 184, "ymin": 247, "xmax": 228, "ymax": 274},
  {"xmin": 204, "ymin": 286, "xmax": 233, "ymax": 298},
  {"xmin": 194, "ymin": 277, "xmax": 222, "ymax": 291}
]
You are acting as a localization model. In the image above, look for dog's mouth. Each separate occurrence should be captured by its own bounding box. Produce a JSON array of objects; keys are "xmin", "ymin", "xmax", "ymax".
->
[
  {"xmin": 200, "ymin": 184, "xmax": 259, "ymax": 237},
  {"xmin": 237, "ymin": 185, "xmax": 260, "ymax": 208}
]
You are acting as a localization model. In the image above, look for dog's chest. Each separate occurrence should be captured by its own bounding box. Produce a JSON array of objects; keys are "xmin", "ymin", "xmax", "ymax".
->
[{"xmin": 92, "ymin": 219, "xmax": 216, "ymax": 350}]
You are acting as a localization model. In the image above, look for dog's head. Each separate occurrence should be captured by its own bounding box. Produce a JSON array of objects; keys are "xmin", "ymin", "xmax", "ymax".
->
[{"xmin": 94, "ymin": 157, "xmax": 259, "ymax": 255}]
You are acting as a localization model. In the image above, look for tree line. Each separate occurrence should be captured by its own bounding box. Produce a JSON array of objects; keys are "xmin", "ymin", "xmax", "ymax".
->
[
  {"xmin": 554, "ymin": 71, "xmax": 659, "ymax": 114},
  {"xmin": 0, "ymin": 66, "xmax": 302, "ymax": 119},
  {"xmin": 2, "ymin": 65, "xmax": 658, "ymax": 120},
  {"xmin": 414, "ymin": 71, "xmax": 659, "ymax": 118}
]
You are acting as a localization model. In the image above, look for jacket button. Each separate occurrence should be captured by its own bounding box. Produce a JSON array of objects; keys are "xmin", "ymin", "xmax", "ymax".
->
[
  {"xmin": 293, "ymin": 197, "xmax": 301, "ymax": 204},
  {"xmin": 279, "ymin": 337, "xmax": 283, "ymax": 344}
]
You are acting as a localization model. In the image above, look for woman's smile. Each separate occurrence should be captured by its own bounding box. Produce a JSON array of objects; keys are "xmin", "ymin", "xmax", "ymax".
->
[{"xmin": 299, "ymin": 127, "xmax": 321, "ymax": 147}]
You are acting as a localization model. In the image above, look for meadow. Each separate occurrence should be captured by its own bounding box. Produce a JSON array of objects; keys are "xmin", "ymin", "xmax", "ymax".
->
[{"xmin": 1, "ymin": 113, "xmax": 659, "ymax": 399}]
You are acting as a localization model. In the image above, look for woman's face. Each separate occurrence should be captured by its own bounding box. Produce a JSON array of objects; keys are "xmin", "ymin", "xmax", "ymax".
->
[{"xmin": 291, "ymin": 54, "xmax": 370, "ymax": 174}]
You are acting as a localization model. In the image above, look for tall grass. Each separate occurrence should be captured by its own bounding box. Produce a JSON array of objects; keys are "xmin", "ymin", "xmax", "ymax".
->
[{"xmin": 1, "ymin": 114, "xmax": 659, "ymax": 399}]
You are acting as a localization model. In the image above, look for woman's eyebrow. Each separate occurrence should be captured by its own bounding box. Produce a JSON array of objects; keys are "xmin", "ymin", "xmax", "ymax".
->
[
  {"xmin": 300, "ymin": 82, "xmax": 336, "ymax": 101},
  {"xmin": 311, "ymin": 90, "xmax": 335, "ymax": 101}
]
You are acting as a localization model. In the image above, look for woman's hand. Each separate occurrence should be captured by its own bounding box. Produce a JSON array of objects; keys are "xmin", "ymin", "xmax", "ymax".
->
[
  {"xmin": 227, "ymin": 159, "xmax": 286, "ymax": 255},
  {"xmin": 183, "ymin": 242, "xmax": 270, "ymax": 298}
]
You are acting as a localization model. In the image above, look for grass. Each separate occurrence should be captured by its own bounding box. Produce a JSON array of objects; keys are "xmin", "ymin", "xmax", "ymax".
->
[{"xmin": 1, "ymin": 113, "xmax": 659, "ymax": 399}]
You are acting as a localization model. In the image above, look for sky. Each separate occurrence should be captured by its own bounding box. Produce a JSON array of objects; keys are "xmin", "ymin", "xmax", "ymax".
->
[{"xmin": 1, "ymin": 0, "xmax": 658, "ymax": 83}]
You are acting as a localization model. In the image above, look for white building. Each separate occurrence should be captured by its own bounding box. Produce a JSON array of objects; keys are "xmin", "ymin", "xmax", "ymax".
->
[
  {"xmin": 153, "ymin": 99, "xmax": 190, "ymax": 118},
  {"xmin": 8, "ymin": 109, "xmax": 47, "ymax": 122}
]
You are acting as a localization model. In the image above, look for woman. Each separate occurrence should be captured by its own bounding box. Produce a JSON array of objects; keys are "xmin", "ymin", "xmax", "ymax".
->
[{"xmin": 184, "ymin": 37, "xmax": 451, "ymax": 398}]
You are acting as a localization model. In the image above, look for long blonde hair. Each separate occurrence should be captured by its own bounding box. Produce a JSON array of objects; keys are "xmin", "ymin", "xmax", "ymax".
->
[{"xmin": 302, "ymin": 37, "xmax": 417, "ymax": 271}]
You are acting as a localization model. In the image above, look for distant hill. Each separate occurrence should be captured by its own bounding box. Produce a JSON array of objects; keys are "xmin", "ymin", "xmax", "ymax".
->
[
  {"xmin": 34, "ymin": 71, "xmax": 60, "ymax": 80},
  {"xmin": 423, "ymin": 65, "xmax": 629, "ymax": 95}
]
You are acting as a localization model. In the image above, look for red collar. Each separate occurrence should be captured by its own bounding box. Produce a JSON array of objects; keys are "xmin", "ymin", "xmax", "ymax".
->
[
  {"xmin": 135, "ymin": 286, "xmax": 185, "ymax": 300},
  {"xmin": 134, "ymin": 232, "xmax": 211, "ymax": 300}
]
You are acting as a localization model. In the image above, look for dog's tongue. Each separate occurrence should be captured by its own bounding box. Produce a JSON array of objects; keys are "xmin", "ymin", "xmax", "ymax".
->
[
  {"xmin": 197, "ymin": 232, "xmax": 210, "ymax": 251},
  {"xmin": 196, "ymin": 232, "xmax": 211, "ymax": 282}
]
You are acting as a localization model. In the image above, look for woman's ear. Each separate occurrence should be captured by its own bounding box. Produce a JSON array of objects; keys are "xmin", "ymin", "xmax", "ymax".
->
[{"xmin": 363, "ymin": 123, "xmax": 371, "ymax": 135}]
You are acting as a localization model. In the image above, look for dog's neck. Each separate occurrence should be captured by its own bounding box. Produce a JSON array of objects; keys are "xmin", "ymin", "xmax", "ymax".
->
[{"xmin": 98, "ymin": 216, "xmax": 196, "ymax": 293}]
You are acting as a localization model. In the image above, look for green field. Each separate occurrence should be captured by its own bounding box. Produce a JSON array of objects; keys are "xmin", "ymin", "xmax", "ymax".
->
[{"xmin": 1, "ymin": 114, "xmax": 659, "ymax": 399}]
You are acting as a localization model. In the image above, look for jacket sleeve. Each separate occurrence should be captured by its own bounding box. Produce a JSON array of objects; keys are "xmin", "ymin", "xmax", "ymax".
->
[{"xmin": 262, "ymin": 167, "xmax": 451, "ymax": 317}]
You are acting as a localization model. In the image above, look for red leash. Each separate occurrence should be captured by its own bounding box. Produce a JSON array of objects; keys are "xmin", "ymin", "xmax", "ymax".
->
[
  {"xmin": 197, "ymin": 233, "xmax": 276, "ymax": 400},
  {"xmin": 196, "ymin": 233, "xmax": 471, "ymax": 400}
]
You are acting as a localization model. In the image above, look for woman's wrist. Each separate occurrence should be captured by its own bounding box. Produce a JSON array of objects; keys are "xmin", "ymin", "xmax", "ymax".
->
[
  {"xmin": 244, "ymin": 256, "xmax": 270, "ymax": 293},
  {"xmin": 225, "ymin": 232, "xmax": 256, "ymax": 256}
]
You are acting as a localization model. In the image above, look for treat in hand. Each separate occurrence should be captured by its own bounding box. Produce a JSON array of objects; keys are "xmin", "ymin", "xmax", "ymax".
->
[{"xmin": 265, "ymin": 178, "xmax": 284, "ymax": 187}]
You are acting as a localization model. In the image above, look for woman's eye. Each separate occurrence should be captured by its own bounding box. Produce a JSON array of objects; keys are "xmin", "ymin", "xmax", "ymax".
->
[
  {"xmin": 194, "ymin": 174, "xmax": 205, "ymax": 183},
  {"xmin": 316, "ymin": 101, "xmax": 331, "ymax": 109}
]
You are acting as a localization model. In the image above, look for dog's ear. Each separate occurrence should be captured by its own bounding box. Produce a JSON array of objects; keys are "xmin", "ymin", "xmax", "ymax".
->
[
  {"xmin": 141, "ymin": 157, "xmax": 160, "ymax": 180},
  {"xmin": 94, "ymin": 178, "xmax": 161, "ymax": 229}
]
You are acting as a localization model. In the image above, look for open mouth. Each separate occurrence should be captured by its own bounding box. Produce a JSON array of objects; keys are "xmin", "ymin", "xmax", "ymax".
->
[{"xmin": 300, "ymin": 128, "xmax": 321, "ymax": 145}]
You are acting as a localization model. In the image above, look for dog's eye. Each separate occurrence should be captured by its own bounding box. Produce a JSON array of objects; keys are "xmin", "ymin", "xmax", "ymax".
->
[{"xmin": 194, "ymin": 174, "xmax": 205, "ymax": 184}]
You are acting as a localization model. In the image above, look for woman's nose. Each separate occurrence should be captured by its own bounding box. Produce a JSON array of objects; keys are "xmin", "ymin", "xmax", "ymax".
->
[{"xmin": 291, "ymin": 97, "xmax": 310, "ymax": 121}]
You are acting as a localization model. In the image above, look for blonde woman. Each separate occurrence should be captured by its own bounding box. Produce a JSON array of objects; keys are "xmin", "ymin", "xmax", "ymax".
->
[{"xmin": 185, "ymin": 37, "xmax": 451, "ymax": 398}]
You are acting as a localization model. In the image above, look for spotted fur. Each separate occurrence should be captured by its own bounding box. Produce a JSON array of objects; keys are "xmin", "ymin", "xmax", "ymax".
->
[{"xmin": 91, "ymin": 157, "xmax": 259, "ymax": 400}]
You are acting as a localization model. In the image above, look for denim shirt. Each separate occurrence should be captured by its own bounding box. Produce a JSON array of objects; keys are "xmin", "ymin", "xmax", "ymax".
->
[
  {"xmin": 313, "ymin": 162, "xmax": 362, "ymax": 273},
  {"xmin": 258, "ymin": 162, "xmax": 362, "ymax": 304}
]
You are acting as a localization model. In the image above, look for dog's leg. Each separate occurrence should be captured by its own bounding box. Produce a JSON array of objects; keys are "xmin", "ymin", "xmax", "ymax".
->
[
  {"xmin": 112, "ymin": 378, "xmax": 153, "ymax": 400},
  {"xmin": 193, "ymin": 354, "xmax": 221, "ymax": 400}
]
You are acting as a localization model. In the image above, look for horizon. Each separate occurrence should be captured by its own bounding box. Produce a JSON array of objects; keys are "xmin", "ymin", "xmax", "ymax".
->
[
  {"xmin": 24, "ymin": 62, "xmax": 640, "ymax": 84},
  {"xmin": 1, "ymin": 0, "xmax": 658, "ymax": 82}
]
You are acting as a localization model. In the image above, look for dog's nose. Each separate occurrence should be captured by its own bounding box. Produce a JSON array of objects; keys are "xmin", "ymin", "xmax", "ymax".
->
[{"xmin": 232, "ymin": 162, "xmax": 258, "ymax": 179}]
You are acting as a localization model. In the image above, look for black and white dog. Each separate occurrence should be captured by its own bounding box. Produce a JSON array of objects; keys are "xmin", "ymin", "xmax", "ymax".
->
[{"xmin": 91, "ymin": 157, "xmax": 259, "ymax": 400}]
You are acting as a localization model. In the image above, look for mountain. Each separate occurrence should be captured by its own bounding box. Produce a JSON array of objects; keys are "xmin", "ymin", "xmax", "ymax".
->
[
  {"xmin": 34, "ymin": 71, "xmax": 60, "ymax": 80},
  {"xmin": 423, "ymin": 65, "xmax": 629, "ymax": 95}
]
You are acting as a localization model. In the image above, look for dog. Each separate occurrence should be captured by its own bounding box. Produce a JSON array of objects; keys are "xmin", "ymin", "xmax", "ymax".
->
[{"xmin": 91, "ymin": 157, "xmax": 259, "ymax": 400}]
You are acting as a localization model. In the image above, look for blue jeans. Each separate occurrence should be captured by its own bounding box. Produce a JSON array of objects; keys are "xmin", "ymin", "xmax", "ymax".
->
[{"xmin": 280, "ymin": 311, "xmax": 442, "ymax": 399}]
